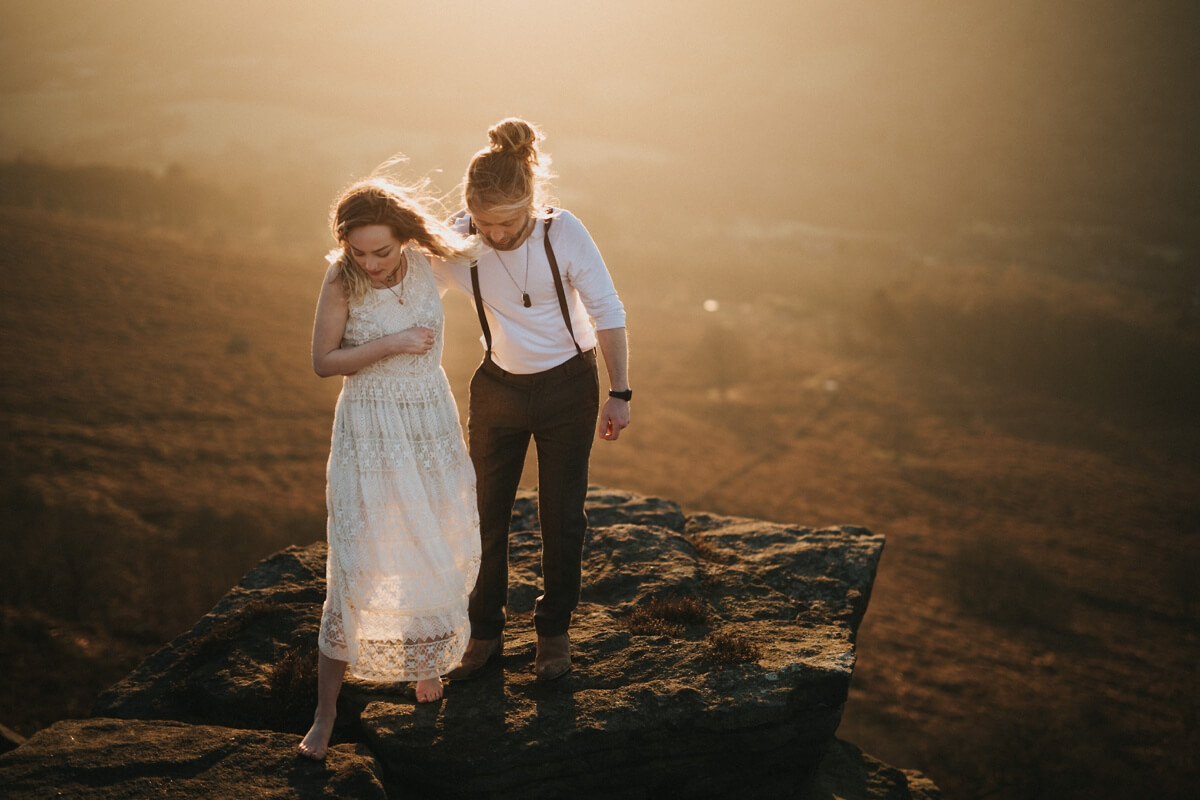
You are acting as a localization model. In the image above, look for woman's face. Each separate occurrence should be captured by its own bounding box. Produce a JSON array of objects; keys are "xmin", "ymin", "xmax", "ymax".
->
[
  {"xmin": 471, "ymin": 205, "xmax": 532, "ymax": 251},
  {"xmin": 346, "ymin": 225, "xmax": 404, "ymax": 285}
]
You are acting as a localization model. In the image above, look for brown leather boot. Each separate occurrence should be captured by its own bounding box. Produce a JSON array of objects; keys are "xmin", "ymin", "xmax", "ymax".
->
[
  {"xmin": 535, "ymin": 633, "xmax": 572, "ymax": 681},
  {"xmin": 445, "ymin": 635, "xmax": 503, "ymax": 680}
]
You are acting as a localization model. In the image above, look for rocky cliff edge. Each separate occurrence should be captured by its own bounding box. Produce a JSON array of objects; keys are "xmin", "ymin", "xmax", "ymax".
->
[{"xmin": 0, "ymin": 488, "xmax": 940, "ymax": 799}]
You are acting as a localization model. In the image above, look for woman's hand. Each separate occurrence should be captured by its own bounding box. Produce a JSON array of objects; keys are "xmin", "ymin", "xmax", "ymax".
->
[{"xmin": 388, "ymin": 326, "xmax": 436, "ymax": 355}]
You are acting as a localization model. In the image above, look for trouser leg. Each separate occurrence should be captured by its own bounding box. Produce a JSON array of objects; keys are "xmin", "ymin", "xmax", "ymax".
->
[
  {"xmin": 466, "ymin": 365, "xmax": 530, "ymax": 640},
  {"xmin": 532, "ymin": 357, "xmax": 599, "ymax": 636}
]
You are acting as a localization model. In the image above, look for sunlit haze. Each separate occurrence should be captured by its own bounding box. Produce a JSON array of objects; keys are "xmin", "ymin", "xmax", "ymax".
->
[
  {"xmin": 3, "ymin": 4, "xmax": 1199, "ymax": 797},
  {"xmin": 2, "ymin": 0, "xmax": 1198, "ymax": 250}
]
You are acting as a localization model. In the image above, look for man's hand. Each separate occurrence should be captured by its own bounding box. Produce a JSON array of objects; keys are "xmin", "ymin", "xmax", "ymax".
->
[{"xmin": 599, "ymin": 397, "xmax": 630, "ymax": 441}]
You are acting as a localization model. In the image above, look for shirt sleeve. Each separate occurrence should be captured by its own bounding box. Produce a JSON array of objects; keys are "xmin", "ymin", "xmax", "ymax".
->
[
  {"xmin": 555, "ymin": 212, "xmax": 626, "ymax": 330},
  {"xmin": 430, "ymin": 213, "xmax": 473, "ymax": 298},
  {"xmin": 428, "ymin": 255, "xmax": 457, "ymax": 298}
]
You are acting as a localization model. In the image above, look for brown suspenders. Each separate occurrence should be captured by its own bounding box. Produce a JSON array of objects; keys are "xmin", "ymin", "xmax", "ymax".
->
[{"xmin": 469, "ymin": 211, "xmax": 585, "ymax": 360}]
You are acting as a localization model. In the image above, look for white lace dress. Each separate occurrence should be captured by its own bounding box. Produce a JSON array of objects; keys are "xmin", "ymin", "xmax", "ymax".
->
[{"xmin": 318, "ymin": 248, "xmax": 480, "ymax": 681}]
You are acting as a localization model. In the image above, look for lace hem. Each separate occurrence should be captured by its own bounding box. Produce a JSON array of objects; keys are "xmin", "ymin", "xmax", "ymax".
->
[{"xmin": 318, "ymin": 608, "xmax": 472, "ymax": 681}]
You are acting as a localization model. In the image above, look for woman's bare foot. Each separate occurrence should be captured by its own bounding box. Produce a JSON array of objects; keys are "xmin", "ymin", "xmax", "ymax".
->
[
  {"xmin": 415, "ymin": 676, "xmax": 444, "ymax": 703},
  {"xmin": 297, "ymin": 713, "xmax": 335, "ymax": 760}
]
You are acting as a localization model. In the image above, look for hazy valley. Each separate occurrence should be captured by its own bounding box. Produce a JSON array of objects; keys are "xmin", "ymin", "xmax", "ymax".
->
[{"xmin": 1, "ymin": 175, "xmax": 1198, "ymax": 798}]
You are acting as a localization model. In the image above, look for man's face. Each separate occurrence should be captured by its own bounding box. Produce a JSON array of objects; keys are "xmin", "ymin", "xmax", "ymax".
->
[{"xmin": 472, "ymin": 206, "xmax": 531, "ymax": 251}]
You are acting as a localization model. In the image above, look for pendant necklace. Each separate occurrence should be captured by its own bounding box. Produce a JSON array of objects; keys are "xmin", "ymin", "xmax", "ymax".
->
[
  {"xmin": 381, "ymin": 251, "xmax": 408, "ymax": 305},
  {"xmin": 493, "ymin": 228, "xmax": 532, "ymax": 308}
]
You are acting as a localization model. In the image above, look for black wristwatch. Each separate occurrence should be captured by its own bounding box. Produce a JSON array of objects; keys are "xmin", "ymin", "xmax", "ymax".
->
[{"xmin": 608, "ymin": 389, "xmax": 633, "ymax": 401}]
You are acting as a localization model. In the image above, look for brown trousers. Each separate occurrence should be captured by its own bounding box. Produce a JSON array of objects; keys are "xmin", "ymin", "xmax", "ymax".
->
[{"xmin": 466, "ymin": 349, "xmax": 600, "ymax": 638}]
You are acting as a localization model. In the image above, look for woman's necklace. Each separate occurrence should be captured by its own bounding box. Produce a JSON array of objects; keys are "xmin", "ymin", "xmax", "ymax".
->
[
  {"xmin": 493, "ymin": 225, "xmax": 533, "ymax": 308},
  {"xmin": 381, "ymin": 251, "xmax": 409, "ymax": 305}
]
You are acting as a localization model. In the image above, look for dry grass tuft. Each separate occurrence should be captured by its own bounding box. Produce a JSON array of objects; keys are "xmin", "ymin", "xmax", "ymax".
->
[
  {"xmin": 268, "ymin": 643, "xmax": 319, "ymax": 699},
  {"xmin": 703, "ymin": 631, "xmax": 763, "ymax": 664},
  {"xmin": 624, "ymin": 594, "xmax": 712, "ymax": 638},
  {"xmin": 625, "ymin": 609, "xmax": 684, "ymax": 638}
]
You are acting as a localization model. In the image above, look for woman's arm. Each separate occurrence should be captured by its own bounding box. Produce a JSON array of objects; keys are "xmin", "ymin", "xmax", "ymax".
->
[{"xmin": 310, "ymin": 267, "xmax": 435, "ymax": 377}]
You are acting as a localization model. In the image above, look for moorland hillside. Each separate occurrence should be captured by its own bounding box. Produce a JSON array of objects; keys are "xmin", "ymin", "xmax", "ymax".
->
[{"xmin": 1, "ymin": 191, "xmax": 1198, "ymax": 798}]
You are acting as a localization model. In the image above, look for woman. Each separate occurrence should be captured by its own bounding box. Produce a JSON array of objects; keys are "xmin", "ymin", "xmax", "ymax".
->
[{"xmin": 298, "ymin": 178, "xmax": 481, "ymax": 761}]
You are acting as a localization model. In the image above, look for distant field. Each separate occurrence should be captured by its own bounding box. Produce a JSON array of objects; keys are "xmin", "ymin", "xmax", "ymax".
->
[{"xmin": 1, "ymin": 207, "xmax": 1197, "ymax": 798}]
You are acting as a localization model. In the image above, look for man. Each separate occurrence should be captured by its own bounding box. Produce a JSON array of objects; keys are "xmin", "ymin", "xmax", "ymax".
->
[{"xmin": 435, "ymin": 117, "xmax": 630, "ymax": 680}]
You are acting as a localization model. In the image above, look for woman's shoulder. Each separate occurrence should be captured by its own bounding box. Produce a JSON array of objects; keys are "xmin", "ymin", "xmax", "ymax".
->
[
  {"xmin": 320, "ymin": 260, "xmax": 346, "ymax": 297},
  {"xmin": 406, "ymin": 245, "xmax": 431, "ymax": 268},
  {"xmin": 408, "ymin": 247, "xmax": 458, "ymax": 288}
]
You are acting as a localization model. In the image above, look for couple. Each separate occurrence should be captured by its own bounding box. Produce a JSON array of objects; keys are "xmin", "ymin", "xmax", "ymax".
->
[{"xmin": 298, "ymin": 118, "xmax": 630, "ymax": 760}]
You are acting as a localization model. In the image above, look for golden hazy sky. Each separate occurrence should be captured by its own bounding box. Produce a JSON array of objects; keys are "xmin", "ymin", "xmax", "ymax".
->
[{"xmin": 1, "ymin": 1, "xmax": 1197, "ymax": 240}]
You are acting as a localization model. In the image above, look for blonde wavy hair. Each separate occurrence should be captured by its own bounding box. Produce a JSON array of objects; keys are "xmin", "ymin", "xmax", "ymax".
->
[
  {"xmin": 464, "ymin": 117, "xmax": 557, "ymax": 220},
  {"xmin": 329, "ymin": 178, "xmax": 477, "ymax": 304}
]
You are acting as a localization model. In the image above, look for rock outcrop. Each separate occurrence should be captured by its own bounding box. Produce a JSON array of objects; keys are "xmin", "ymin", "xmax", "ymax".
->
[
  {"xmin": 0, "ymin": 718, "xmax": 387, "ymax": 799},
  {"xmin": 1, "ymin": 488, "xmax": 940, "ymax": 799}
]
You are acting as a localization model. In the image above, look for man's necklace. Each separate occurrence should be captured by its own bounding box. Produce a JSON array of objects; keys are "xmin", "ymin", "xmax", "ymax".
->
[
  {"xmin": 493, "ymin": 227, "xmax": 533, "ymax": 308},
  {"xmin": 381, "ymin": 251, "xmax": 408, "ymax": 304}
]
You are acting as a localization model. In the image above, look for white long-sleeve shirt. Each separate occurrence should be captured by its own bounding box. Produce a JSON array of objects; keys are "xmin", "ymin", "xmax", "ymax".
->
[{"xmin": 433, "ymin": 209, "xmax": 626, "ymax": 374}]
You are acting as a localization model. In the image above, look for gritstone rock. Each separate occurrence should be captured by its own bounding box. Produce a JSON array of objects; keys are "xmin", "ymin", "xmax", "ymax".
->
[
  {"xmin": 77, "ymin": 487, "xmax": 934, "ymax": 798},
  {"xmin": 0, "ymin": 717, "xmax": 386, "ymax": 799}
]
